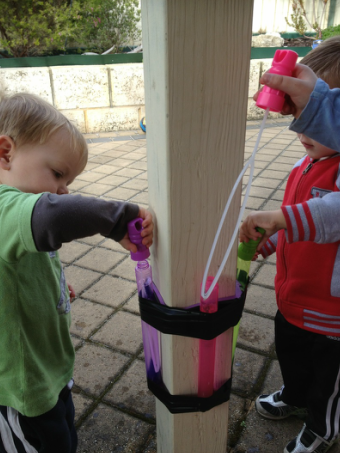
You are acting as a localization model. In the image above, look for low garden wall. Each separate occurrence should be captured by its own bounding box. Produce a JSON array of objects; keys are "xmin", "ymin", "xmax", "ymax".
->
[{"xmin": 0, "ymin": 50, "xmax": 309, "ymax": 133}]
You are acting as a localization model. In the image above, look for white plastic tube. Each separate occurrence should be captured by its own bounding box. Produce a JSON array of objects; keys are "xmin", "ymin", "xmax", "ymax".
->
[{"xmin": 201, "ymin": 108, "xmax": 269, "ymax": 300}]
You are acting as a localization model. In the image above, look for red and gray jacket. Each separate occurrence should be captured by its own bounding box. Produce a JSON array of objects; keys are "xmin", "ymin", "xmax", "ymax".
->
[{"xmin": 260, "ymin": 154, "xmax": 340, "ymax": 336}]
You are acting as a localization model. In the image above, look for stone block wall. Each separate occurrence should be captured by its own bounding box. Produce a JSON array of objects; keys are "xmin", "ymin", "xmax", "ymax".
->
[
  {"xmin": 0, "ymin": 58, "xmax": 294, "ymax": 133},
  {"xmin": 0, "ymin": 63, "xmax": 145, "ymax": 133}
]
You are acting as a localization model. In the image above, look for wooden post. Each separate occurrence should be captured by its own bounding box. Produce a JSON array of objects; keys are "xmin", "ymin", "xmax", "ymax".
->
[{"xmin": 141, "ymin": 0, "xmax": 254, "ymax": 451}]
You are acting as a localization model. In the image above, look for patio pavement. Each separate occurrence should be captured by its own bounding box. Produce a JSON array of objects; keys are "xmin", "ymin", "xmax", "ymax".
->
[{"xmin": 63, "ymin": 119, "xmax": 340, "ymax": 453}]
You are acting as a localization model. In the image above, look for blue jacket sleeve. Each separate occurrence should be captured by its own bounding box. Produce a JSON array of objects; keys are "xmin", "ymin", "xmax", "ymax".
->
[{"xmin": 289, "ymin": 78, "xmax": 340, "ymax": 153}]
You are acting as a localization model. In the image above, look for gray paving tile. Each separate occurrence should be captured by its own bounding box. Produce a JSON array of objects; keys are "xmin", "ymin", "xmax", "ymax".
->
[
  {"xmin": 232, "ymin": 348, "xmax": 266, "ymax": 396},
  {"xmin": 110, "ymin": 255, "xmax": 136, "ymax": 280},
  {"xmin": 70, "ymin": 298, "xmax": 113, "ymax": 338},
  {"xmin": 73, "ymin": 392, "xmax": 94, "ymax": 423},
  {"xmin": 77, "ymin": 234, "xmax": 104, "ymax": 246},
  {"xmin": 271, "ymin": 189, "xmax": 285, "ymax": 201},
  {"xmin": 245, "ymin": 284, "xmax": 277, "ymax": 318},
  {"xmin": 252, "ymin": 177, "xmax": 284, "ymax": 189},
  {"xmin": 122, "ymin": 178, "xmax": 149, "ymax": 191},
  {"xmin": 104, "ymin": 360, "xmax": 155, "ymax": 419},
  {"xmin": 262, "ymin": 198, "xmax": 284, "ymax": 210},
  {"xmin": 260, "ymin": 169, "xmax": 290, "ymax": 180},
  {"xmin": 81, "ymin": 275, "xmax": 136, "ymax": 306},
  {"xmin": 91, "ymin": 311, "xmax": 143, "ymax": 354},
  {"xmin": 98, "ymin": 173, "xmax": 129, "ymax": 185},
  {"xmin": 237, "ymin": 311, "xmax": 275, "ymax": 353},
  {"xmin": 79, "ymin": 182, "xmax": 114, "ymax": 196},
  {"xmin": 77, "ymin": 404, "xmax": 153, "ymax": 453},
  {"xmin": 130, "ymin": 191, "xmax": 150, "ymax": 205},
  {"xmin": 115, "ymin": 167, "xmax": 145, "ymax": 178},
  {"xmin": 74, "ymin": 248, "xmax": 125, "ymax": 273},
  {"xmin": 88, "ymin": 155, "xmax": 116, "ymax": 164},
  {"xmin": 99, "ymin": 238, "xmax": 130, "ymax": 254},
  {"xmin": 64, "ymin": 265, "xmax": 102, "ymax": 294},
  {"xmin": 77, "ymin": 171, "xmax": 105, "ymax": 183},
  {"xmin": 74, "ymin": 343, "xmax": 129, "ymax": 395},
  {"xmin": 251, "ymin": 263, "xmax": 276, "ymax": 288},
  {"xmin": 59, "ymin": 241, "xmax": 92, "ymax": 264},
  {"xmin": 233, "ymin": 407, "xmax": 305, "ymax": 453},
  {"xmin": 123, "ymin": 293, "xmax": 140, "ymax": 314},
  {"xmin": 88, "ymin": 163, "xmax": 121, "ymax": 174},
  {"xmin": 104, "ymin": 186, "xmax": 139, "ymax": 201}
]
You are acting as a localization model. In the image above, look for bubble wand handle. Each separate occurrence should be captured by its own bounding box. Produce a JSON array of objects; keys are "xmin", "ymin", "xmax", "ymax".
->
[
  {"xmin": 198, "ymin": 277, "xmax": 219, "ymax": 398},
  {"xmin": 201, "ymin": 107, "xmax": 269, "ymax": 300},
  {"xmin": 256, "ymin": 49, "xmax": 298, "ymax": 112},
  {"xmin": 201, "ymin": 49, "xmax": 298, "ymax": 300}
]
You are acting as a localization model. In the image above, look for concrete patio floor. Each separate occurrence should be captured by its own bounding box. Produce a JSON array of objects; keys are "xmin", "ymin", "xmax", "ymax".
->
[{"xmin": 62, "ymin": 119, "xmax": 340, "ymax": 453}]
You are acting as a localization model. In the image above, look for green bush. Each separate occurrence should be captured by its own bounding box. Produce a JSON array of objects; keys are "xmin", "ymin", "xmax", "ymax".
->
[
  {"xmin": 285, "ymin": 0, "xmax": 329, "ymax": 39},
  {"xmin": 321, "ymin": 24, "xmax": 340, "ymax": 40},
  {"xmin": 0, "ymin": 0, "xmax": 78, "ymax": 57},
  {"xmin": 0, "ymin": 0, "xmax": 141, "ymax": 58},
  {"xmin": 71, "ymin": 0, "xmax": 141, "ymax": 54}
]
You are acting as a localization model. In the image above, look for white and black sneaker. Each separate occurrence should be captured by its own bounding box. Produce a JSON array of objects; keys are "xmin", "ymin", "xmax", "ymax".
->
[
  {"xmin": 256, "ymin": 389, "xmax": 307, "ymax": 420},
  {"xmin": 284, "ymin": 424, "xmax": 338, "ymax": 453}
]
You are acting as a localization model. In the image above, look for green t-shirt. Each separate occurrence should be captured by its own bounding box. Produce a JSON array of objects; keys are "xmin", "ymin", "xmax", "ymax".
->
[{"xmin": 0, "ymin": 186, "xmax": 74, "ymax": 416}]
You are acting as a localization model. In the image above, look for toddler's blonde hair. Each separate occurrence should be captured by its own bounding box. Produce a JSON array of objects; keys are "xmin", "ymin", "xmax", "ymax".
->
[
  {"xmin": 301, "ymin": 36, "xmax": 340, "ymax": 89},
  {"xmin": 0, "ymin": 92, "xmax": 88, "ymax": 170}
]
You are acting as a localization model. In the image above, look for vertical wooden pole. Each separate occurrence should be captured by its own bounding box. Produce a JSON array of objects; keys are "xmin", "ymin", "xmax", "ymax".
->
[{"xmin": 141, "ymin": 1, "xmax": 254, "ymax": 451}]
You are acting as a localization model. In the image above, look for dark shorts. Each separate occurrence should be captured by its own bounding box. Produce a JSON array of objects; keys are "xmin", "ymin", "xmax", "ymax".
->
[{"xmin": 0, "ymin": 382, "xmax": 77, "ymax": 453}]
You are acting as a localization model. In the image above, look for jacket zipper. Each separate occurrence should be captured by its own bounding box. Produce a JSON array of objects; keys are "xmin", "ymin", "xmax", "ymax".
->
[
  {"xmin": 294, "ymin": 160, "xmax": 315, "ymax": 203},
  {"xmin": 303, "ymin": 162, "xmax": 313, "ymax": 174}
]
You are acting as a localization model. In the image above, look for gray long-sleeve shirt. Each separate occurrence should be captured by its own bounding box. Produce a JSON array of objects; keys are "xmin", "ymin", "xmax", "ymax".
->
[{"xmin": 31, "ymin": 193, "xmax": 139, "ymax": 251}]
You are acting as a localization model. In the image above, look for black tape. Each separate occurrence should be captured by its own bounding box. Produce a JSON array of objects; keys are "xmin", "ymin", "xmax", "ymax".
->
[
  {"xmin": 139, "ymin": 289, "xmax": 246, "ymax": 340},
  {"xmin": 147, "ymin": 377, "xmax": 232, "ymax": 414},
  {"xmin": 139, "ymin": 286, "xmax": 246, "ymax": 413}
]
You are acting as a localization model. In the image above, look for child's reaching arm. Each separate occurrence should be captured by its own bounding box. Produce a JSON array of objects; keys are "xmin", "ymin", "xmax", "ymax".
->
[
  {"xmin": 31, "ymin": 193, "xmax": 153, "ymax": 252},
  {"xmin": 241, "ymin": 191, "xmax": 340, "ymax": 252},
  {"xmin": 253, "ymin": 64, "xmax": 340, "ymax": 152},
  {"xmin": 258, "ymin": 232, "xmax": 278, "ymax": 259},
  {"xmin": 240, "ymin": 209, "xmax": 287, "ymax": 251},
  {"xmin": 282, "ymin": 192, "xmax": 340, "ymax": 245},
  {"xmin": 254, "ymin": 63, "xmax": 318, "ymax": 119}
]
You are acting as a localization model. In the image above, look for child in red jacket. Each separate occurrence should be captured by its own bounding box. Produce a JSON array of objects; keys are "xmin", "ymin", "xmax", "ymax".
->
[{"xmin": 241, "ymin": 37, "xmax": 340, "ymax": 453}]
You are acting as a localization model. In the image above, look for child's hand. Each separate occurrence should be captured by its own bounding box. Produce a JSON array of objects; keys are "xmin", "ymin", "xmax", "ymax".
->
[
  {"xmin": 67, "ymin": 283, "xmax": 76, "ymax": 302},
  {"xmin": 119, "ymin": 208, "xmax": 154, "ymax": 252},
  {"xmin": 252, "ymin": 251, "xmax": 260, "ymax": 261},
  {"xmin": 253, "ymin": 64, "xmax": 318, "ymax": 119},
  {"xmin": 138, "ymin": 207, "xmax": 154, "ymax": 248},
  {"xmin": 240, "ymin": 210, "xmax": 286, "ymax": 250}
]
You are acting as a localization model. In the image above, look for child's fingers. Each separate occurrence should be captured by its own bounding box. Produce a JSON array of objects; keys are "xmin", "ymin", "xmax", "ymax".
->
[
  {"xmin": 138, "ymin": 207, "xmax": 150, "ymax": 222},
  {"xmin": 119, "ymin": 236, "xmax": 137, "ymax": 252},
  {"xmin": 141, "ymin": 226, "xmax": 153, "ymax": 247},
  {"xmin": 67, "ymin": 283, "xmax": 76, "ymax": 300},
  {"xmin": 142, "ymin": 236, "xmax": 153, "ymax": 247},
  {"xmin": 257, "ymin": 237, "xmax": 268, "ymax": 251}
]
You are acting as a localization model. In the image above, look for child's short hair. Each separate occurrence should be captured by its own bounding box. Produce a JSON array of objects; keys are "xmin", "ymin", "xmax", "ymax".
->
[
  {"xmin": 0, "ymin": 92, "xmax": 88, "ymax": 169},
  {"xmin": 300, "ymin": 36, "xmax": 340, "ymax": 89}
]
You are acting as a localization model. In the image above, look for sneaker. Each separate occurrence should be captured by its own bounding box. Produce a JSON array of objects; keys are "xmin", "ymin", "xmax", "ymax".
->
[
  {"xmin": 284, "ymin": 424, "xmax": 338, "ymax": 453},
  {"xmin": 256, "ymin": 390, "xmax": 307, "ymax": 420}
]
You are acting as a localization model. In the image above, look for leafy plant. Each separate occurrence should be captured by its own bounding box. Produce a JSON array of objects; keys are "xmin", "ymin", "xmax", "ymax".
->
[
  {"xmin": 71, "ymin": 0, "xmax": 141, "ymax": 54},
  {"xmin": 285, "ymin": 0, "xmax": 329, "ymax": 39},
  {"xmin": 0, "ymin": 0, "xmax": 78, "ymax": 58},
  {"xmin": 321, "ymin": 24, "xmax": 340, "ymax": 39},
  {"xmin": 0, "ymin": 0, "xmax": 141, "ymax": 58}
]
